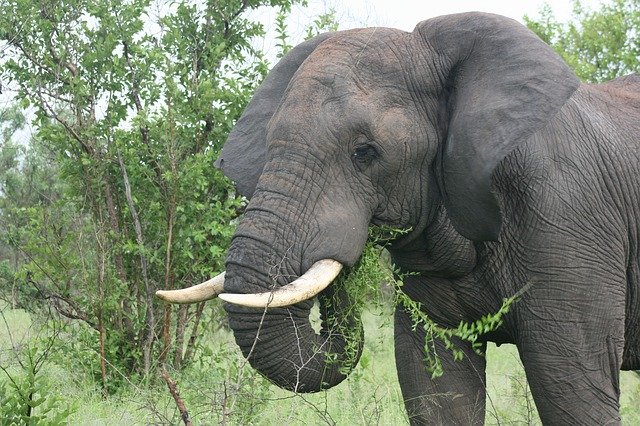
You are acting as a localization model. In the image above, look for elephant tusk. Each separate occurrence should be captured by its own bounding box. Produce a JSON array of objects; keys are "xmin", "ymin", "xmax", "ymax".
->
[
  {"xmin": 155, "ymin": 272, "xmax": 225, "ymax": 304},
  {"xmin": 218, "ymin": 259, "xmax": 342, "ymax": 308}
]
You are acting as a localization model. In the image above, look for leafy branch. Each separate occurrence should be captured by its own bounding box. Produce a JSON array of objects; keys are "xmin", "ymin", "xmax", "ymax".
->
[{"xmin": 326, "ymin": 226, "xmax": 516, "ymax": 379}]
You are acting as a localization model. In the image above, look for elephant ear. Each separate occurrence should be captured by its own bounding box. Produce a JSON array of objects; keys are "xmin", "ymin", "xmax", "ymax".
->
[
  {"xmin": 415, "ymin": 13, "xmax": 580, "ymax": 241},
  {"xmin": 215, "ymin": 33, "xmax": 335, "ymax": 198}
]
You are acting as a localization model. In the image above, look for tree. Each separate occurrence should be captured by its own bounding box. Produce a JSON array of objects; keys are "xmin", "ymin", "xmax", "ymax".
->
[
  {"xmin": 0, "ymin": 106, "xmax": 63, "ymax": 311},
  {"xmin": 0, "ymin": 0, "xmax": 309, "ymax": 391},
  {"xmin": 525, "ymin": 0, "xmax": 639, "ymax": 82}
]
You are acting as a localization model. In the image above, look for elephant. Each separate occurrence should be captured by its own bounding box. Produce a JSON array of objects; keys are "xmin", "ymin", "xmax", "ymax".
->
[{"xmin": 156, "ymin": 12, "xmax": 640, "ymax": 425}]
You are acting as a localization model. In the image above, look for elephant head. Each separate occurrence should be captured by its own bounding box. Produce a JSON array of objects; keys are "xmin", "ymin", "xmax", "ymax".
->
[{"xmin": 157, "ymin": 13, "xmax": 578, "ymax": 392}]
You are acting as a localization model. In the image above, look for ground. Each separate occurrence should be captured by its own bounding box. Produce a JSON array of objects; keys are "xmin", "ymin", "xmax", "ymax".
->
[{"xmin": 1, "ymin": 304, "xmax": 639, "ymax": 424}]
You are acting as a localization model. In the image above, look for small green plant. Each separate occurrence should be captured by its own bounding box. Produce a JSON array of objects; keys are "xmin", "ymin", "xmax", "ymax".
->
[
  {"xmin": 169, "ymin": 335, "xmax": 274, "ymax": 425},
  {"xmin": 326, "ymin": 226, "xmax": 515, "ymax": 378},
  {"xmin": 304, "ymin": 9, "xmax": 340, "ymax": 40},
  {"xmin": 274, "ymin": 5, "xmax": 294, "ymax": 57},
  {"xmin": 0, "ymin": 310, "xmax": 76, "ymax": 425},
  {"xmin": 0, "ymin": 351, "xmax": 75, "ymax": 425}
]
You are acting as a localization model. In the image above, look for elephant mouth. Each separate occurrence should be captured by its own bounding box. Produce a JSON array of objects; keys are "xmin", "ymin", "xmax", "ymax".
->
[{"xmin": 155, "ymin": 259, "xmax": 343, "ymax": 308}]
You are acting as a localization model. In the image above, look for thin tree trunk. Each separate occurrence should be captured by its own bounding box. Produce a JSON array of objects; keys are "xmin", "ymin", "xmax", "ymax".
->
[
  {"xmin": 98, "ymin": 312, "xmax": 107, "ymax": 397},
  {"xmin": 97, "ymin": 227, "xmax": 108, "ymax": 396},
  {"xmin": 160, "ymin": 304, "xmax": 171, "ymax": 364},
  {"xmin": 160, "ymin": 202, "xmax": 175, "ymax": 365},
  {"xmin": 103, "ymin": 176, "xmax": 133, "ymax": 335},
  {"xmin": 117, "ymin": 149, "xmax": 155, "ymax": 375},
  {"xmin": 173, "ymin": 305, "xmax": 188, "ymax": 368},
  {"xmin": 182, "ymin": 302, "xmax": 205, "ymax": 365}
]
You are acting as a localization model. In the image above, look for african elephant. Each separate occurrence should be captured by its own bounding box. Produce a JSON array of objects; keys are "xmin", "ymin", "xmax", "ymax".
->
[{"xmin": 157, "ymin": 12, "xmax": 640, "ymax": 425}]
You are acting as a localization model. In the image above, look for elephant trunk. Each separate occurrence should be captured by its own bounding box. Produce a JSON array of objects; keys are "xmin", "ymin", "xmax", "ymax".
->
[
  {"xmin": 224, "ymin": 262, "xmax": 363, "ymax": 392},
  {"xmin": 223, "ymin": 224, "xmax": 364, "ymax": 392},
  {"xmin": 221, "ymin": 153, "xmax": 371, "ymax": 391}
]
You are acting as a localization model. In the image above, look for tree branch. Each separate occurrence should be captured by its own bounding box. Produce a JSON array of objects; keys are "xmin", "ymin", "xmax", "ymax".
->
[
  {"xmin": 122, "ymin": 41, "xmax": 165, "ymax": 190},
  {"xmin": 223, "ymin": 0, "xmax": 250, "ymax": 38},
  {"xmin": 34, "ymin": 89, "xmax": 95, "ymax": 156},
  {"xmin": 161, "ymin": 366, "xmax": 192, "ymax": 426},
  {"xmin": 28, "ymin": 277, "xmax": 97, "ymax": 329}
]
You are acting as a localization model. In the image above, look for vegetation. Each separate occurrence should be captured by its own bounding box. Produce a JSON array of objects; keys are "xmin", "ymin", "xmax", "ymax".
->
[
  {"xmin": 525, "ymin": 0, "xmax": 639, "ymax": 82},
  {"xmin": 0, "ymin": 0, "xmax": 638, "ymax": 424},
  {"xmin": 2, "ymin": 301, "xmax": 639, "ymax": 424},
  {"xmin": 0, "ymin": 0, "xmax": 273, "ymax": 387}
]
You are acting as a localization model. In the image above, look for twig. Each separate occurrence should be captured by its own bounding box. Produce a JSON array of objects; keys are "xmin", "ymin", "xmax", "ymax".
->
[
  {"xmin": 98, "ymin": 312, "xmax": 108, "ymax": 397},
  {"xmin": 182, "ymin": 302, "xmax": 205, "ymax": 364}
]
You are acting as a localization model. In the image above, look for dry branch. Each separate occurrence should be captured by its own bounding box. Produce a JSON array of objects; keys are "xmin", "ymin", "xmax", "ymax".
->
[{"xmin": 161, "ymin": 367, "xmax": 192, "ymax": 426}]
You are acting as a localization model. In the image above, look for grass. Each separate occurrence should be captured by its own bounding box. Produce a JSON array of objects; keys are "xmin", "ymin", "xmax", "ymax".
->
[{"xmin": 1, "ymin": 303, "xmax": 639, "ymax": 425}]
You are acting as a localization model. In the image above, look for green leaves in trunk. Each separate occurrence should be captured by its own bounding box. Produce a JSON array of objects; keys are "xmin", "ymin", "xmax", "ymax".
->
[{"xmin": 327, "ymin": 226, "xmax": 515, "ymax": 379}]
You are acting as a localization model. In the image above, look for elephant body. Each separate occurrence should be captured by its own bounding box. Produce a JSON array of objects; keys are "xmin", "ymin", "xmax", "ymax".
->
[
  {"xmin": 392, "ymin": 77, "xmax": 640, "ymax": 422},
  {"xmin": 210, "ymin": 13, "xmax": 639, "ymax": 425}
]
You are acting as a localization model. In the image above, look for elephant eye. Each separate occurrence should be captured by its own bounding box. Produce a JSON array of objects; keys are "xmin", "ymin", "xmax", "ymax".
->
[{"xmin": 352, "ymin": 144, "xmax": 378, "ymax": 171}]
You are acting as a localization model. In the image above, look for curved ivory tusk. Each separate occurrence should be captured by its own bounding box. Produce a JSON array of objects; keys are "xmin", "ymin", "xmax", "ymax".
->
[
  {"xmin": 155, "ymin": 272, "xmax": 225, "ymax": 304},
  {"xmin": 219, "ymin": 259, "xmax": 342, "ymax": 308}
]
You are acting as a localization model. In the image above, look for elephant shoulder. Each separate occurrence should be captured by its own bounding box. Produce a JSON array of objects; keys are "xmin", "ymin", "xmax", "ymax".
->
[
  {"xmin": 594, "ymin": 74, "xmax": 640, "ymax": 109},
  {"xmin": 601, "ymin": 73, "xmax": 640, "ymax": 91}
]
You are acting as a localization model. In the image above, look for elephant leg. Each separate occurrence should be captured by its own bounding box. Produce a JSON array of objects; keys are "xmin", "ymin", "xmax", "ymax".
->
[
  {"xmin": 394, "ymin": 306, "xmax": 487, "ymax": 425},
  {"xmin": 519, "ymin": 324, "xmax": 624, "ymax": 424},
  {"xmin": 510, "ymin": 245, "xmax": 627, "ymax": 424}
]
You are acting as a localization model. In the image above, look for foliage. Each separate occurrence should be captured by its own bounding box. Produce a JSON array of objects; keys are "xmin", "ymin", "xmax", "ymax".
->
[
  {"xmin": 0, "ymin": 352, "xmax": 75, "ymax": 425},
  {"xmin": 395, "ymin": 287, "xmax": 513, "ymax": 378},
  {"xmin": 318, "ymin": 229, "xmax": 394, "ymax": 376},
  {"xmin": 4, "ymin": 302, "xmax": 640, "ymax": 424},
  {"xmin": 275, "ymin": 3, "xmax": 339, "ymax": 57},
  {"xmin": 275, "ymin": 5, "xmax": 294, "ymax": 57},
  {"xmin": 525, "ymin": 0, "xmax": 640, "ymax": 82},
  {"xmin": 304, "ymin": 8, "xmax": 339, "ymax": 40},
  {"xmin": 0, "ymin": 0, "xmax": 311, "ymax": 390}
]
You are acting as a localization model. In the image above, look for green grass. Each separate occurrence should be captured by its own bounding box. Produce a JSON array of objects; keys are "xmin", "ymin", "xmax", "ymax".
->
[
  {"xmin": 485, "ymin": 344, "xmax": 640, "ymax": 424},
  {"xmin": 0, "ymin": 306, "xmax": 31, "ymax": 347},
  {"xmin": 1, "ymin": 304, "xmax": 639, "ymax": 425}
]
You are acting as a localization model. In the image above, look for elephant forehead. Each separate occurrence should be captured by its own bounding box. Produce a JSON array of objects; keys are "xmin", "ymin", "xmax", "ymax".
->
[
  {"xmin": 267, "ymin": 30, "xmax": 422, "ymax": 148},
  {"xmin": 268, "ymin": 78, "xmax": 398, "ymax": 146},
  {"xmin": 269, "ymin": 79, "xmax": 380, "ymax": 143},
  {"xmin": 295, "ymin": 29, "xmax": 413, "ymax": 89},
  {"xmin": 266, "ymin": 91, "xmax": 364, "ymax": 149},
  {"xmin": 277, "ymin": 56, "xmax": 414, "ymax": 124}
]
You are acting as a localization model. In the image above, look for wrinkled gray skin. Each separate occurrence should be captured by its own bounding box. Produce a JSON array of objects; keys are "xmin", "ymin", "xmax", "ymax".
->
[{"xmin": 215, "ymin": 12, "xmax": 640, "ymax": 425}]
